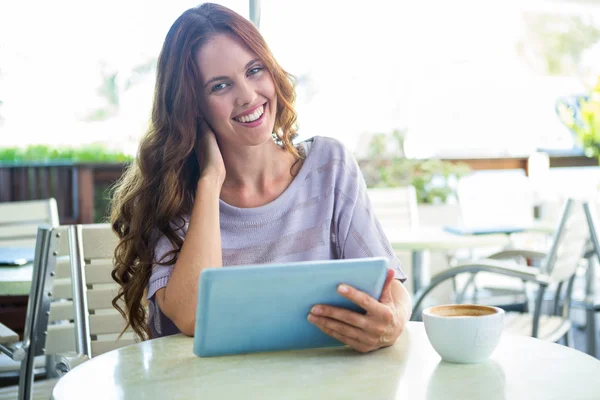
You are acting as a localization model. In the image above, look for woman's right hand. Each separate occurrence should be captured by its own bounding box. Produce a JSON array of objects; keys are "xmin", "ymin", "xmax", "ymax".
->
[{"xmin": 196, "ymin": 118, "xmax": 226, "ymax": 187}]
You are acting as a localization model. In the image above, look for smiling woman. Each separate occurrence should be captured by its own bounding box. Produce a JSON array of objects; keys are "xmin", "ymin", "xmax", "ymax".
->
[
  {"xmin": 196, "ymin": 34, "xmax": 278, "ymax": 148},
  {"xmin": 109, "ymin": 3, "xmax": 411, "ymax": 354}
]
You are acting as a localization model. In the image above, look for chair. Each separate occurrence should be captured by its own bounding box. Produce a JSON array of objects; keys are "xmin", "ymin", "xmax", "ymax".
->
[
  {"xmin": 453, "ymin": 173, "xmax": 548, "ymax": 307},
  {"xmin": 367, "ymin": 186, "xmax": 425, "ymax": 293},
  {"xmin": 0, "ymin": 225, "xmax": 70, "ymax": 400},
  {"xmin": 0, "ymin": 199, "xmax": 59, "ymax": 248},
  {"xmin": 456, "ymin": 172, "xmax": 534, "ymax": 230},
  {"xmin": 367, "ymin": 186, "xmax": 419, "ymax": 229},
  {"xmin": 570, "ymin": 204, "xmax": 600, "ymax": 357},
  {"xmin": 0, "ymin": 200, "xmax": 60, "ymax": 386},
  {"xmin": 0, "ymin": 224, "xmax": 133, "ymax": 400},
  {"xmin": 412, "ymin": 199, "xmax": 590, "ymax": 345},
  {"xmin": 65, "ymin": 224, "xmax": 136, "ymax": 361}
]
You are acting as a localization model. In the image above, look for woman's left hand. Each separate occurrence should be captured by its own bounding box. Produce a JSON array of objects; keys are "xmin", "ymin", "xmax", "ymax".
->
[{"xmin": 308, "ymin": 269, "xmax": 408, "ymax": 353}]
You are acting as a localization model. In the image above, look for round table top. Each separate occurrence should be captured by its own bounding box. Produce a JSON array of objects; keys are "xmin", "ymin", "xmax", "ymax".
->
[
  {"xmin": 388, "ymin": 226, "xmax": 511, "ymax": 251},
  {"xmin": 52, "ymin": 322, "xmax": 600, "ymax": 400},
  {"xmin": 0, "ymin": 247, "xmax": 35, "ymax": 296},
  {"xmin": 0, "ymin": 263, "xmax": 32, "ymax": 296}
]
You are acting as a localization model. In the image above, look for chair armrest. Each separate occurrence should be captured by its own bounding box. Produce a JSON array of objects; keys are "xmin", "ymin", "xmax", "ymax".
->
[
  {"xmin": 448, "ymin": 259, "xmax": 549, "ymax": 282},
  {"xmin": 584, "ymin": 248, "xmax": 598, "ymax": 260},
  {"xmin": 0, "ymin": 323, "xmax": 18, "ymax": 345},
  {"xmin": 55, "ymin": 351, "xmax": 90, "ymax": 376},
  {"xmin": 0, "ymin": 323, "xmax": 25, "ymax": 361},
  {"xmin": 411, "ymin": 259, "xmax": 550, "ymax": 320},
  {"xmin": 486, "ymin": 249, "xmax": 547, "ymax": 260}
]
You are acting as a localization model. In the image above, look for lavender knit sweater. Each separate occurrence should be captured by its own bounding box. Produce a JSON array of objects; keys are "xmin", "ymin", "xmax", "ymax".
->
[{"xmin": 147, "ymin": 136, "xmax": 406, "ymax": 338}]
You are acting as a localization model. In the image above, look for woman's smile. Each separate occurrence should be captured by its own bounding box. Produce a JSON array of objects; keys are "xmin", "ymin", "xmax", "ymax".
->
[{"xmin": 232, "ymin": 102, "xmax": 267, "ymax": 128}]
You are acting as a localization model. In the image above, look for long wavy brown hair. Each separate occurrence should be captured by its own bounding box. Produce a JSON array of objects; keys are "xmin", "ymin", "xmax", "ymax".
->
[{"xmin": 110, "ymin": 3, "xmax": 299, "ymax": 340}]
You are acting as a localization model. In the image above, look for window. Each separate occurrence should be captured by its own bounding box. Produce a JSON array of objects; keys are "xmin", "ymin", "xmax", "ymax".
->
[
  {"xmin": 1, "ymin": 0, "xmax": 598, "ymax": 160},
  {"xmin": 260, "ymin": 0, "xmax": 600, "ymax": 158}
]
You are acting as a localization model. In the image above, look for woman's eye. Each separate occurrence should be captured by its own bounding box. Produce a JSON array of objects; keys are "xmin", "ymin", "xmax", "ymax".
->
[
  {"xmin": 211, "ymin": 83, "xmax": 228, "ymax": 92},
  {"xmin": 248, "ymin": 66, "xmax": 263, "ymax": 76}
]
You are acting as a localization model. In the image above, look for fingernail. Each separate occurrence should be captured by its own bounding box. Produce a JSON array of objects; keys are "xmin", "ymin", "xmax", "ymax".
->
[
  {"xmin": 308, "ymin": 314, "xmax": 316, "ymax": 322},
  {"xmin": 338, "ymin": 285, "xmax": 349, "ymax": 294},
  {"xmin": 311, "ymin": 306, "xmax": 322, "ymax": 315}
]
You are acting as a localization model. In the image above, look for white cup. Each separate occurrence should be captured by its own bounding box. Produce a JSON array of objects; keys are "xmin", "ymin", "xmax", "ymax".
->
[{"xmin": 423, "ymin": 304, "xmax": 504, "ymax": 364}]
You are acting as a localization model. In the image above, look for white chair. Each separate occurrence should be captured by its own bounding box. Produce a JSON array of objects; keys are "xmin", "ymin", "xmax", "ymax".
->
[
  {"xmin": 412, "ymin": 199, "xmax": 590, "ymax": 345},
  {"xmin": 367, "ymin": 186, "xmax": 419, "ymax": 229},
  {"xmin": 0, "ymin": 224, "xmax": 133, "ymax": 400},
  {"xmin": 367, "ymin": 186, "xmax": 422, "ymax": 292},
  {"xmin": 65, "ymin": 224, "xmax": 136, "ymax": 361},
  {"xmin": 454, "ymin": 173, "xmax": 546, "ymax": 306},
  {"xmin": 456, "ymin": 172, "xmax": 534, "ymax": 230},
  {"xmin": 0, "ymin": 200, "xmax": 60, "ymax": 386},
  {"xmin": 570, "ymin": 205, "xmax": 600, "ymax": 357},
  {"xmin": 0, "ymin": 199, "xmax": 59, "ymax": 248},
  {"xmin": 0, "ymin": 225, "xmax": 69, "ymax": 400}
]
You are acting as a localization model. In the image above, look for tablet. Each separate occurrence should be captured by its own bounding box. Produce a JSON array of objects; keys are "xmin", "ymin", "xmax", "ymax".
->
[{"xmin": 193, "ymin": 257, "xmax": 389, "ymax": 357}]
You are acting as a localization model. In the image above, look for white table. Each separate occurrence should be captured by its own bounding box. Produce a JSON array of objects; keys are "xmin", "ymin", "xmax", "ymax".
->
[
  {"xmin": 0, "ymin": 264, "xmax": 33, "ymax": 296},
  {"xmin": 52, "ymin": 322, "xmax": 600, "ymax": 400},
  {"xmin": 0, "ymin": 247, "xmax": 35, "ymax": 296},
  {"xmin": 0, "ymin": 247, "xmax": 35, "ymax": 266},
  {"xmin": 387, "ymin": 222, "xmax": 555, "ymax": 293},
  {"xmin": 387, "ymin": 227, "xmax": 509, "ymax": 293}
]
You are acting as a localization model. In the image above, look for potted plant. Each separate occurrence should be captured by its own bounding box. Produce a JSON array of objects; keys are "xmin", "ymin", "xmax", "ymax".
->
[
  {"xmin": 359, "ymin": 130, "xmax": 471, "ymax": 204},
  {"xmin": 556, "ymin": 76, "xmax": 600, "ymax": 161}
]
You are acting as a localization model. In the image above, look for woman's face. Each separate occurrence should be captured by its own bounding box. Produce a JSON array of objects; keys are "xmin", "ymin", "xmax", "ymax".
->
[{"xmin": 196, "ymin": 33, "xmax": 277, "ymax": 148}]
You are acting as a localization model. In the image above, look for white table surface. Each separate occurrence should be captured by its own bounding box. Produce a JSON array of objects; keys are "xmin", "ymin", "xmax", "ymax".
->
[
  {"xmin": 52, "ymin": 322, "xmax": 600, "ymax": 400},
  {"xmin": 0, "ymin": 264, "xmax": 32, "ymax": 296},
  {"xmin": 387, "ymin": 226, "xmax": 512, "ymax": 251},
  {"xmin": 0, "ymin": 247, "xmax": 35, "ymax": 296}
]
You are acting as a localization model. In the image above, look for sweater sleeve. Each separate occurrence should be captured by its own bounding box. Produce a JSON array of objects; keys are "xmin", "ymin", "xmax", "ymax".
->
[
  {"xmin": 146, "ymin": 221, "xmax": 188, "ymax": 300},
  {"xmin": 146, "ymin": 234, "xmax": 177, "ymax": 300},
  {"xmin": 333, "ymin": 143, "xmax": 407, "ymax": 282}
]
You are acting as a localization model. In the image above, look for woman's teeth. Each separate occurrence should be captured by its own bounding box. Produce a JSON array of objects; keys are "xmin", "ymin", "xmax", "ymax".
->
[{"xmin": 234, "ymin": 105, "xmax": 264, "ymax": 123}]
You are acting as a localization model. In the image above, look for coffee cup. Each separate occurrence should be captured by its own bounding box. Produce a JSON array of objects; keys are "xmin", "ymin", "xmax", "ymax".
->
[{"xmin": 422, "ymin": 304, "xmax": 504, "ymax": 364}]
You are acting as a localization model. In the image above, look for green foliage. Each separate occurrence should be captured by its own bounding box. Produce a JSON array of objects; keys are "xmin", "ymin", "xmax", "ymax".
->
[
  {"xmin": 94, "ymin": 182, "xmax": 113, "ymax": 223},
  {"xmin": 0, "ymin": 144, "xmax": 133, "ymax": 164},
  {"xmin": 99, "ymin": 72, "xmax": 120, "ymax": 108},
  {"xmin": 520, "ymin": 14, "xmax": 600, "ymax": 76},
  {"xmin": 361, "ymin": 131, "xmax": 471, "ymax": 204},
  {"xmin": 557, "ymin": 77, "xmax": 600, "ymax": 160}
]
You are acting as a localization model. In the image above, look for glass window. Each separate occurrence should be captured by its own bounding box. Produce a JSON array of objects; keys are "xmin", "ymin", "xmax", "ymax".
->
[
  {"xmin": 1, "ymin": 0, "xmax": 598, "ymax": 160},
  {"xmin": 260, "ymin": 0, "xmax": 600, "ymax": 158},
  {"xmin": 0, "ymin": 0, "xmax": 247, "ymax": 153}
]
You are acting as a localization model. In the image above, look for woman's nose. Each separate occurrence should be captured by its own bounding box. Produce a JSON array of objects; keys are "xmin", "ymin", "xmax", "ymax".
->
[{"xmin": 235, "ymin": 80, "xmax": 257, "ymax": 107}]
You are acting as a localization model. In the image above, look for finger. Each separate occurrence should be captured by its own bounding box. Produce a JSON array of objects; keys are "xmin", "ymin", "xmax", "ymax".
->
[
  {"xmin": 337, "ymin": 284, "xmax": 387, "ymax": 316},
  {"xmin": 310, "ymin": 305, "xmax": 370, "ymax": 330},
  {"xmin": 198, "ymin": 116, "xmax": 213, "ymax": 134},
  {"xmin": 308, "ymin": 314, "xmax": 379, "ymax": 347},
  {"xmin": 378, "ymin": 269, "xmax": 396, "ymax": 304},
  {"xmin": 311, "ymin": 319, "xmax": 375, "ymax": 353}
]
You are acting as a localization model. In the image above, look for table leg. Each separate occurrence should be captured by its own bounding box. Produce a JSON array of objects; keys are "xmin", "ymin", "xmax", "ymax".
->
[
  {"xmin": 584, "ymin": 256, "xmax": 598, "ymax": 357},
  {"xmin": 46, "ymin": 355, "xmax": 60, "ymax": 378},
  {"xmin": 412, "ymin": 251, "xmax": 429, "ymax": 295},
  {"xmin": 585, "ymin": 308, "xmax": 597, "ymax": 357}
]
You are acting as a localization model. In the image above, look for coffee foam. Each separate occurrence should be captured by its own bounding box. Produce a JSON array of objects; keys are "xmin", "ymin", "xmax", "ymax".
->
[{"xmin": 428, "ymin": 305, "xmax": 498, "ymax": 317}]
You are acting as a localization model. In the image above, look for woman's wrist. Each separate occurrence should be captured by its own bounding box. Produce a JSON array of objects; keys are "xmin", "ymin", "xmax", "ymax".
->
[{"xmin": 198, "ymin": 172, "xmax": 224, "ymax": 191}]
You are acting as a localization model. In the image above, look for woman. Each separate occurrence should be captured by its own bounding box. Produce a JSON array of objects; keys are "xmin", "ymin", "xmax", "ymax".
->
[{"xmin": 111, "ymin": 3, "xmax": 411, "ymax": 353}]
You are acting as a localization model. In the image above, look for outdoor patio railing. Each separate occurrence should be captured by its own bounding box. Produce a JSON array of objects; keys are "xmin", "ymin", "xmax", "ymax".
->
[
  {"xmin": 0, "ymin": 161, "xmax": 127, "ymax": 224},
  {"xmin": 0, "ymin": 153, "xmax": 596, "ymax": 224}
]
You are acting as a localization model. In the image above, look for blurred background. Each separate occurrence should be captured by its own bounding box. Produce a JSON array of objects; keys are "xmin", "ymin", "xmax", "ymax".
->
[
  {"xmin": 1, "ymin": 0, "xmax": 600, "ymax": 220},
  {"xmin": 1, "ymin": 0, "xmax": 600, "ymax": 373}
]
